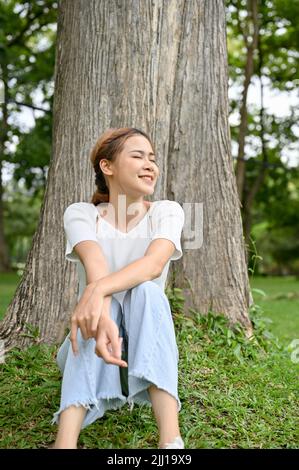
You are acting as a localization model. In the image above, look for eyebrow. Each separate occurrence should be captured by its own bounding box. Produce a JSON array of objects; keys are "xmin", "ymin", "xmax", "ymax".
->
[{"xmin": 129, "ymin": 149, "xmax": 156, "ymax": 157}]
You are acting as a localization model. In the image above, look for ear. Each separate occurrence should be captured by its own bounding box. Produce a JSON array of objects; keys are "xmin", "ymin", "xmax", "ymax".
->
[{"xmin": 99, "ymin": 159, "xmax": 113, "ymax": 176}]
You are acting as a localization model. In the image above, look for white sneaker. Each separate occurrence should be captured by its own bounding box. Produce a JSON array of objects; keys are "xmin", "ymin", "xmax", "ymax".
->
[{"xmin": 161, "ymin": 436, "xmax": 185, "ymax": 449}]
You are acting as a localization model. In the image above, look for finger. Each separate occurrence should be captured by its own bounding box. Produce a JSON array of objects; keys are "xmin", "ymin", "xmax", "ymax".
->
[
  {"xmin": 70, "ymin": 320, "xmax": 79, "ymax": 355},
  {"xmin": 110, "ymin": 335, "xmax": 122, "ymax": 360},
  {"xmin": 110, "ymin": 339, "xmax": 127, "ymax": 367},
  {"xmin": 95, "ymin": 344, "xmax": 127, "ymax": 367},
  {"xmin": 80, "ymin": 319, "xmax": 89, "ymax": 340},
  {"xmin": 90, "ymin": 314, "xmax": 100, "ymax": 338}
]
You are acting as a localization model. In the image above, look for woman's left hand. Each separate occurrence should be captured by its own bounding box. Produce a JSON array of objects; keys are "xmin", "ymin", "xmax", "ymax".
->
[{"xmin": 95, "ymin": 315, "xmax": 128, "ymax": 368}]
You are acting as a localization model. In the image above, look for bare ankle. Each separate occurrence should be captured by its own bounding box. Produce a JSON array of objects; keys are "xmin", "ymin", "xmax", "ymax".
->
[{"xmin": 53, "ymin": 440, "xmax": 77, "ymax": 449}]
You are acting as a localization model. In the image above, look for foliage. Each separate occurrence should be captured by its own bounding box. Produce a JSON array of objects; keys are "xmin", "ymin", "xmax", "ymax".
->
[
  {"xmin": 226, "ymin": 0, "xmax": 299, "ymax": 274},
  {"xmin": 165, "ymin": 286, "xmax": 185, "ymax": 314},
  {"xmin": 0, "ymin": 0, "xmax": 57, "ymax": 192},
  {"xmin": 227, "ymin": 0, "xmax": 299, "ymax": 89},
  {"xmin": 3, "ymin": 178, "xmax": 43, "ymax": 264},
  {"xmin": 170, "ymin": 287, "xmax": 282, "ymax": 365},
  {"xmin": 12, "ymin": 111, "xmax": 52, "ymax": 192}
]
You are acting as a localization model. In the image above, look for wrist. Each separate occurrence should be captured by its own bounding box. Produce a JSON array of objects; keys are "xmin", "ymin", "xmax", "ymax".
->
[
  {"xmin": 94, "ymin": 280, "xmax": 107, "ymax": 297},
  {"xmin": 86, "ymin": 281, "xmax": 98, "ymax": 293},
  {"xmin": 100, "ymin": 309, "xmax": 111, "ymax": 319}
]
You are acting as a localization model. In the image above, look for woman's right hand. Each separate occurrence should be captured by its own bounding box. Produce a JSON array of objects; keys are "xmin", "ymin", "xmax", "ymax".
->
[
  {"xmin": 70, "ymin": 283, "xmax": 104, "ymax": 355},
  {"xmin": 95, "ymin": 314, "xmax": 128, "ymax": 368}
]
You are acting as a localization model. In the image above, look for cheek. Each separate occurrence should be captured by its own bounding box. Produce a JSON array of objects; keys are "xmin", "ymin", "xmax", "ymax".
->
[
  {"xmin": 126, "ymin": 159, "xmax": 141, "ymax": 172},
  {"xmin": 118, "ymin": 161, "xmax": 139, "ymax": 179}
]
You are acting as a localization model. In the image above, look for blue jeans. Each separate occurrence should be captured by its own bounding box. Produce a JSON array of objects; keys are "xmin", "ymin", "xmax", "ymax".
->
[{"xmin": 51, "ymin": 281, "xmax": 181, "ymax": 430}]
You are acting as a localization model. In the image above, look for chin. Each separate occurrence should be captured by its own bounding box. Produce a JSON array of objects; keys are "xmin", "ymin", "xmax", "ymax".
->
[
  {"xmin": 132, "ymin": 188, "xmax": 155, "ymax": 199},
  {"xmin": 143, "ymin": 186, "xmax": 155, "ymax": 195}
]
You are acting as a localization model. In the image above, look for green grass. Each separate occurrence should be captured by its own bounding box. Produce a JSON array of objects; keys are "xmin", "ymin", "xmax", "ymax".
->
[
  {"xmin": 250, "ymin": 275, "xmax": 299, "ymax": 346},
  {"xmin": 0, "ymin": 272, "xmax": 22, "ymax": 321},
  {"xmin": 0, "ymin": 274, "xmax": 298, "ymax": 449}
]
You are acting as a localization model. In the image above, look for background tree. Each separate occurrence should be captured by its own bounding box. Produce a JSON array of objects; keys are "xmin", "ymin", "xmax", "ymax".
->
[
  {"xmin": 1, "ymin": 0, "xmax": 255, "ymax": 349},
  {"xmin": 226, "ymin": 0, "xmax": 299, "ymax": 268}
]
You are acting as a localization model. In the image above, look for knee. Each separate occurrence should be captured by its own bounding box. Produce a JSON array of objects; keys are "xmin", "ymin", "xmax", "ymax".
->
[
  {"xmin": 130, "ymin": 281, "xmax": 169, "ymax": 311},
  {"xmin": 132, "ymin": 280, "xmax": 160, "ymax": 295},
  {"xmin": 123, "ymin": 281, "xmax": 168, "ymax": 316}
]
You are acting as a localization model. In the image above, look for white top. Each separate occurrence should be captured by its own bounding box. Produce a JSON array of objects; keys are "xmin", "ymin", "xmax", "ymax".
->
[{"xmin": 63, "ymin": 200, "xmax": 185, "ymax": 308}]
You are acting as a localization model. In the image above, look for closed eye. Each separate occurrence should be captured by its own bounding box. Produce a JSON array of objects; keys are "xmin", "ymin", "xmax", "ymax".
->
[{"xmin": 132, "ymin": 155, "xmax": 158, "ymax": 165}]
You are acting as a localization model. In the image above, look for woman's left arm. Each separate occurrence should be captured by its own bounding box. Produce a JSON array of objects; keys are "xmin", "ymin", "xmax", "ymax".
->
[{"xmin": 90, "ymin": 238, "xmax": 176, "ymax": 297}]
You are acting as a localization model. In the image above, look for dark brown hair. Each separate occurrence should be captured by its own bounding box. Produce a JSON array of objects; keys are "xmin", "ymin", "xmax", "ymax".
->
[{"xmin": 90, "ymin": 127, "xmax": 156, "ymax": 206}]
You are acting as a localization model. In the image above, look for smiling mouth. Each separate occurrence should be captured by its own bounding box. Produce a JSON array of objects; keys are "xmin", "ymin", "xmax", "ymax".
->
[{"xmin": 138, "ymin": 176, "xmax": 154, "ymax": 182}]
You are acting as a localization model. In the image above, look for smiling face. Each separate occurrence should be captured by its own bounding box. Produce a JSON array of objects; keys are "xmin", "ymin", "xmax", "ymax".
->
[{"xmin": 100, "ymin": 135, "xmax": 160, "ymax": 199}]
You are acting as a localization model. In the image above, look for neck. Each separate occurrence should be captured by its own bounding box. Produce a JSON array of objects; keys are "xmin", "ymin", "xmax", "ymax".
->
[{"xmin": 105, "ymin": 192, "xmax": 148, "ymax": 228}]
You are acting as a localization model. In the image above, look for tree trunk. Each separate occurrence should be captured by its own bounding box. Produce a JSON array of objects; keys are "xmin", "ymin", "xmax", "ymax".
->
[
  {"xmin": 0, "ymin": 0, "xmax": 253, "ymax": 350},
  {"xmin": 235, "ymin": 0, "xmax": 259, "ymax": 200},
  {"xmin": 165, "ymin": 0, "xmax": 253, "ymax": 332},
  {"xmin": 243, "ymin": 10, "xmax": 268, "ymax": 255}
]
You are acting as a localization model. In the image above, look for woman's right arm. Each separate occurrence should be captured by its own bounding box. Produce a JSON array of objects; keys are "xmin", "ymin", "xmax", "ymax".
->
[
  {"xmin": 73, "ymin": 239, "xmax": 112, "ymax": 319},
  {"xmin": 71, "ymin": 240, "xmax": 127, "ymax": 368}
]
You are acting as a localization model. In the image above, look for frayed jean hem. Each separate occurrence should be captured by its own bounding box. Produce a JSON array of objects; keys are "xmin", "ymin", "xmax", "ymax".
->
[{"xmin": 51, "ymin": 394, "xmax": 127, "ymax": 430}]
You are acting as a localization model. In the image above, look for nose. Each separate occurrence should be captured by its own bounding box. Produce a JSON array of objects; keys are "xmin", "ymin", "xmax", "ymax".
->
[{"xmin": 143, "ymin": 159, "xmax": 155, "ymax": 172}]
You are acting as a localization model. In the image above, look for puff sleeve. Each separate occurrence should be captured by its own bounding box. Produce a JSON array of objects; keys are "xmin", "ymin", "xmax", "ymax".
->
[
  {"xmin": 63, "ymin": 202, "xmax": 98, "ymax": 262},
  {"xmin": 150, "ymin": 200, "xmax": 185, "ymax": 261}
]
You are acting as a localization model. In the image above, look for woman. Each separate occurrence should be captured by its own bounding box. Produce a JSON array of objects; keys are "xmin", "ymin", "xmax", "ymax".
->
[{"xmin": 52, "ymin": 127, "xmax": 185, "ymax": 449}]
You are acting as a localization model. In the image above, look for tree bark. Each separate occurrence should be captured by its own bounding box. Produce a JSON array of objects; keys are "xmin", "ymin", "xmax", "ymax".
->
[
  {"xmin": 243, "ymin": 11, "xmax": 268, "ymax": 253},
  {"xmin": 0, "ymin": 0, "xmax": 253, "ymax": 350},
  {"xmin": 165, "ymin": 0, "xmax": 253, "ymax": 332}
]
